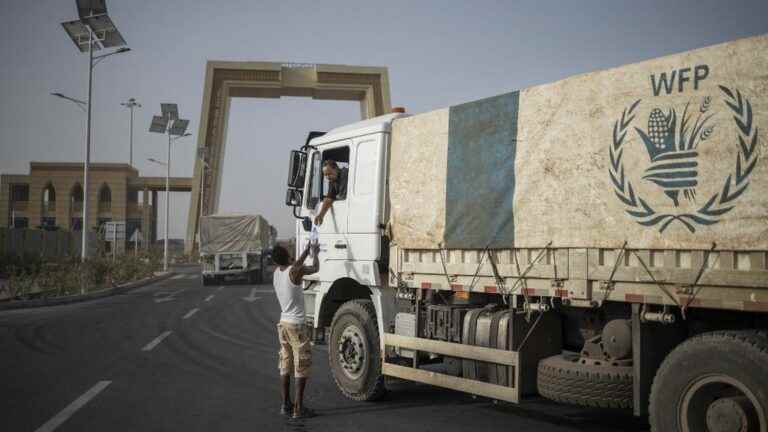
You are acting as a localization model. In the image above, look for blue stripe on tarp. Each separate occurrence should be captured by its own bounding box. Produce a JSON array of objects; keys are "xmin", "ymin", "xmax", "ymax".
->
[{"xmin": 444, "ymin": 91, "xmax": 519, "ymax": 249}]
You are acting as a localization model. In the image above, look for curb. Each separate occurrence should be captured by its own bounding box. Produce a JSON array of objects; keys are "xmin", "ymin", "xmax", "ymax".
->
[{"xmin": 0, "ymin": 272, "xmax": 174, "ymax": 312}]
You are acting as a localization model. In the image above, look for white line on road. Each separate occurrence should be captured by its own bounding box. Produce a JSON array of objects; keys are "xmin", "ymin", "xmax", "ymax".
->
[
  {"xmin": 242, "ymin": 287, "xmax": 262, "ymax": 302},
  {"xmin": 154, "ymin": 297, "xmax": 174, "ymax": 303},
  {"xmin": 141, "ymin": 331, "xmax": 172, "ymax": 351},
  {"xmin": 153, "ymin": 288, "xmax": 185, "ymax": 303},
  {"xmin": 204, "ymin": 295, "xmax": 214, "ymax": 302},
  {"xmin": 171, "ymin": 274, "xmax": 185, "ymax": 280},
  {"xmin": 183, "ymin": 308, "xmax": 199, "ymax": 319},
  {"xmin": 34, "ymin": 380, "xmax": 112, "ymax": 432},
  {"xmin": 216, "ymin": 286, "xmax": 223, "ymax": 292},
  {"xmin": 186, "ymin": 274, "xmax": 198, "ymax": 280}
]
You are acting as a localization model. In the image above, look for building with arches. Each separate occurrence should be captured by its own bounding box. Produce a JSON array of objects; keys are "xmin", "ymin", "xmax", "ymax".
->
[{"xmin": 0, "ymin": 162, "xmax": 192, "ymax": 246}]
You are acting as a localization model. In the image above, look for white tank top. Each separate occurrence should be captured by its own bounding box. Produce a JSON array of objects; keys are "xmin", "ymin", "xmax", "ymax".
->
[{"xmin": 273, "ymin": 266, "xmax": 305, "ymax": 325}]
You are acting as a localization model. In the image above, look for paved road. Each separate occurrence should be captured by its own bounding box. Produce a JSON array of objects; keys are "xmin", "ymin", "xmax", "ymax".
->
[{"xmin": 0, "ymin": 266, "xmax": 649, "ymax": 432}]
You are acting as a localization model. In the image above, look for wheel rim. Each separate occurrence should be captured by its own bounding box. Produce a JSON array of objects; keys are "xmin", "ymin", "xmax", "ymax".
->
[
  {"xmin": 337, "ymin": 324, "xmax": 367, "ymax": 380},
  {"xmin": 680, "ymin": 374, "xmax": 765, "ymax": 432}
]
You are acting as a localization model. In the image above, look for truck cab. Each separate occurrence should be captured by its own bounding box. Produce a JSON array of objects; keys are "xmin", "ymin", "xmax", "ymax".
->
[{"xmin": 285, "ymin": 113, "xmax": 407, "ymax": 332}]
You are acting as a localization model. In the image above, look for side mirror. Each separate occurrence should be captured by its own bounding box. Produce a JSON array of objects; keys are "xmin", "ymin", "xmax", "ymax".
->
[
  {"xmin": 287, "ymin": 150, "xmax": 307, "ymax": 189},
  {"xmin": 285, "ymin": 188, "xmax": 303, "ymax": 207},
  {"xmin": 302, "ymin": 217, "xmax": 312, "ymax": 232}
]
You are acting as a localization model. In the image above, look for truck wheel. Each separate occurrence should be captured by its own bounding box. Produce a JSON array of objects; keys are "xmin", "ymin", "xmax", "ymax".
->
[
  {"xmin": 329, "ymin": 299, "xmax": 386, "ymax": 401},
  {"xmin": 537, "ymin": 353, "xmax": 633, "ymax": 409},
  {"xmin": 650, "ymin": 330, "xmax": 768, "ymax": 432}
]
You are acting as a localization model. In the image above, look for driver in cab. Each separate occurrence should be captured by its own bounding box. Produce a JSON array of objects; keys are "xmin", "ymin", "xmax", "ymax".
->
[{"xmin": 313, "ymin": 159, "xmax": 347, "ymax": 226}]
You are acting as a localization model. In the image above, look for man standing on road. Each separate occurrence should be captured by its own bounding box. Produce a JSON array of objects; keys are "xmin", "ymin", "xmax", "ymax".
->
[
  {"xmin": 313, "ymin": 160, "xmax": 348, "ymax": 226},
  {"xmin": 271, "ymin": 242, "xmax": 320, "ymax": 419}
]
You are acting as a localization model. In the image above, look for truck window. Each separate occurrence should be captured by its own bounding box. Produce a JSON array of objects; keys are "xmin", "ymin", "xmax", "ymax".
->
[
  {"xmin": 322, "ymin": 146, "xmax": 350, "ymax": 202},
  {"xmin": 306, "ymin": 152, "xmax": 322, "ymax": 209}
]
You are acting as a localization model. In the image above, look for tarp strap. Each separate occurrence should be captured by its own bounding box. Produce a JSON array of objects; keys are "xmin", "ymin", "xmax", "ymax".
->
[
  {"xmin": 487, "ymin": 250, "xmax": 508, "ymax": 296},
  {"xmin": 600, "ymin": 241, "xmax": 628, "ymax": 305},
  {"xmin": 682, "ymin": 242, "xmax": 719, "ymax": 319},
  {"xmin": 510, "ymin": 242, "xmax": 553, "ymax": 317},
  {"xmin": 630, "ymin": 249, "xmax": 681, "ymax": 312},
  {"xmin": 467, "ymin": 245, "xmax": 492, "ymax": 293}
]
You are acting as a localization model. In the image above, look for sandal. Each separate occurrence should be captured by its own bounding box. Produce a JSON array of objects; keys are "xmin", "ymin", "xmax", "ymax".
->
[
  {"xmin": 280, "ymin": 401, "xmax": 293, "ymax": 416},
  {"xmin": 291, "ymin": 406, "xmax": 317, "ymax": 420}
]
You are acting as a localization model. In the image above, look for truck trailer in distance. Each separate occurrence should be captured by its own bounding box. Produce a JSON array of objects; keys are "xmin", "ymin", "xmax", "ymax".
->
[
  {"xmin": 284, "ymin": 34, "xmax": 767, "ymax": 432},
  {"xmin": 199, "ymin": 214, "xmax": 276, "ymax": 285}
]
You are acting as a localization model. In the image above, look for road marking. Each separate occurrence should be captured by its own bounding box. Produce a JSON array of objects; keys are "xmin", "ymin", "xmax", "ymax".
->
[
  {"xmin": 171, "ymin": 274, "xmax": 185, "ymax": 280},
  {"xmin": 216, "ymin": 286, "xmax": 223, "ymax": 292},
  {"xmin": 142, "ymin": 331, "xmax": 172, "ymax": 351},
  {"xmin": 154, "ymin": 288, "xmax": 184, "ymax": 303},
  {"xmin": 186, "ymin": 274, "xmax": 198, "ymax": 280},
  {"xmin": 183, "ymin": 308, "xmax": 199, "ymax": 319},
  {"xmin": 242, "ymin": 287, "xmax": 262, "ymax": 302},
  {"xmin": 154, "ymin": 298, "xmax": 174, "ymax": 303},
  {"xmin": 34, "ymin": 380, "xmax": 111, "ymax": 432},
  {"xmin": 204, "ymin": 294, "xmax": 214, "ymax": 302}
]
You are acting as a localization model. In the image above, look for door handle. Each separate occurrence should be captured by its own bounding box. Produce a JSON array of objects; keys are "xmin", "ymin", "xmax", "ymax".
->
[{"xmin": 334, "ymin": 243, "xmax": 347, "ymax": 249}]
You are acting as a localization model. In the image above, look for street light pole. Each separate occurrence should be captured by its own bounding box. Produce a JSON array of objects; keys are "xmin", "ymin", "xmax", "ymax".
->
[
  {"xmin": 164, "ymin": 131, "xmax": 171, "ymax": 272},
  {"xmin": 60, "ymin": 2, "xmax": 129, "ymax": 264},
  {"xmin": 121, "ymin": 98, "xmax": 141, "ymax": 166},
  {"xmin": 149, "ymin": 104, "xmax": 190, "ymax": 273},
  {"xmin": 82, "ymin": 25, "xmax": 94, "ymax": 263}
]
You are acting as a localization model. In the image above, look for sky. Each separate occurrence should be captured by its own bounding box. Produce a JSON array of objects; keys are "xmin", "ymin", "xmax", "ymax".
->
[{"xmin": 1, "ymin": 0, "xmax": 767, "ymax": 240}]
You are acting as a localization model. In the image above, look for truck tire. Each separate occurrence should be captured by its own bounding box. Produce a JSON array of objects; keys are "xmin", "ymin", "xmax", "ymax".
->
[
  {"xmin": 537, "ymin": 353, "xmax": 633, "ymax": 409},
  {"xmin": 329, "ymin": 299, "xmax": 386, "ymax": 401},
  {"xmin": 650, "ymin": 330, "xmax": 768, "ymax": 432}
]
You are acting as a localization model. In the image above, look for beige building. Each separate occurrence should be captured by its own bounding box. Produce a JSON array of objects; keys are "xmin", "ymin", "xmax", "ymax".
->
[{"xmin": 0, "ymin": 162, "xmax": 192, "ymax": 246}]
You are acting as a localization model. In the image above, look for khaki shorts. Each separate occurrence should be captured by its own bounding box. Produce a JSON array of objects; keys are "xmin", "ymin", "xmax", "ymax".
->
[{"xmin": 277, "ymin": 322, "xmax": 312, "ymax": 378}]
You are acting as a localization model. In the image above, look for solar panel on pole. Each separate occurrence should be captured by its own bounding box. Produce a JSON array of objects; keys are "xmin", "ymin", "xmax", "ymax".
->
[
  {"xmin": 149, "ymin": 115, "xmax": 169, "ymax": 133},
  {"xmin": 84, "ymin": 14, "xmax": 126, "ymax": 48},
  {"xmin": 77, "ymin": 0, "xmax": 108, "ymax": 19},
  {"xmin": 161, "ymin": 103, "xmax": 179, "ymax": 121},
  {"xmin": 61, "ymin": 20, "xmax": 98, "ymax": 53},
  {"xmin": 168, "ymin": 119, "xmax": 189, "ymax": 136}
]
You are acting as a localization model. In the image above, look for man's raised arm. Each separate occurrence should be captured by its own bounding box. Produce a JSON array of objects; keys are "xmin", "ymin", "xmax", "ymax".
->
[
  {"xmin": 289, "ymin": 242, "xmax": 320, "ymax": 285},
  {"xmin": 314, "ymin": 197, "xmax": 333, "ymax": 226}
]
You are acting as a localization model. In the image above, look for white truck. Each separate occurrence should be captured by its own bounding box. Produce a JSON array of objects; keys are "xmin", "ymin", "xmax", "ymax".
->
[
  {"xmin": 284, "ymin": 34, "xmax": 768, "ymax": 432},
  {"xmin": 199, "ymin": 214, "xmax": 276, "ymax": 285}
]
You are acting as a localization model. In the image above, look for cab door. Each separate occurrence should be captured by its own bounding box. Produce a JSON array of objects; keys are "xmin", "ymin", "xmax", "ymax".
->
[{"xmin": 346, "ymin": 134, "xmax": 384, "ymax": 261}]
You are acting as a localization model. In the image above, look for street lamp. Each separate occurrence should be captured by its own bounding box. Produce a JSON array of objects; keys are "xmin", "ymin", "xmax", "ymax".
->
[
  {"xmin": 121, "ymin": 98, "xmax": 141, "ymax": 166},
  {"xmin": 51, "ymin": 92, "xmax": 87, "ymax": 112},
  {"xmin": 60, "ymin": 0, "xmax": 129, "ymax": 263},
  {"xmin": 149, "ymin": 105, "xmax": 191, "ymax": 272}
]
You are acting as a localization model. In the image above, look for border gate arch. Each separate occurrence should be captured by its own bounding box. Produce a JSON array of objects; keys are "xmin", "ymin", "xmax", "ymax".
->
[{"xmin": 185, "ymin": 62, "xmax": 391, "ymax": 253}]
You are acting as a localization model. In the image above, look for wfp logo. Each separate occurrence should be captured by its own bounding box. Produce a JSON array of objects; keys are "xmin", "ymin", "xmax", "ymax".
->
[
  {"xmin": 609, "ymin": 86, "xmax": 759, "ymax": 233},
  {"xmin": 637, "ymin": 98, "xmax": 715, "ymax": 206}
]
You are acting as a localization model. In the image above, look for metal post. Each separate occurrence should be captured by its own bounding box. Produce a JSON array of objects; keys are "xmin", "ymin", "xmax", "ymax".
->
[
  {"xmin": 129, "ymin": 104, "xmax": 134, "ymax": 166},
  {"xmin": 164, "ymin": 133, "xmax": 171, "ymax": 272},
  {"xmin": 82, "ymin": 26, "xmax": 94, "ymax": 266},
  {"xmin": 122, "ymin": 98, "xmax": 140, "ymax": 166}
]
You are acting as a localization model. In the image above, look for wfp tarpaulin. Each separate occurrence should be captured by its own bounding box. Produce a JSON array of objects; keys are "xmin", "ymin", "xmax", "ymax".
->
[
  {"xmin": 200, "ymin": 214, "xmax": 274, "ymax": 254},
  {"xmin": 389, "ymin": 34, "xmax": 768, "ymax": 250}
]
